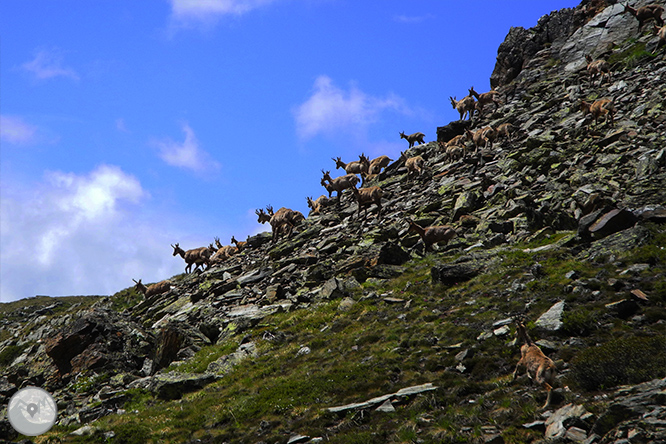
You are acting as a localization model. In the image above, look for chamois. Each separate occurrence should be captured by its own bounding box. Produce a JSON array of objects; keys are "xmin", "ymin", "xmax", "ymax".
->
[
  {"xmin": 496, "ymin": 122, "xmax": 516, "ymax": 142},
  {"xmin": 306, "ymin": 195, "xmax": 329, "ymax": 215},
  {"xmin": 332, "ymin": 154, "xmax": 371, "ymax": 181},
  {"xmin": 399, "ymin": 151, "xmax": 425, "ymax": 178},
  {"xmin": 622, "ymin": 3, "xmax": 664, "ymax": 29},
  {"xmin": 513, "ymin": 320, "xmax": 557, "ymax": 410},
  {"xmin": 171, "ymin": 243, "xmax": 213, "ymax": 274},
  {"xmin": 656, "ymin": 24, "xmax": 666, "ymax": 46},
  {"xmin": 368, "ymin": 155, "xmax": 393, "ymax": 174},
  {"xmin": 210, "ymin": 237, "xmax": 238, "ymax": 264},
  {"xmin": 321, "ymin": 170, "xmax": 360, "ymax": 201},
  {"xmin": 399, "ymin": 131, "xmax": 426, "ymax": 148},
  {"xmin": 406, "ymin": 219, "xmax": 457, "ymax": 251},
  {"xmin": 231, "ymin": 235, "xmax": 247, "ymax": 251},
  {"xmin": 450, "ymin": 95, "xmax": 476, "ymax": 120},
  {"xmin": 580, "ymin": 98, "xmax": 615, "ymax": 126},
  {"xmin": 468, "ymin": 86, "xmax": 501, "ymax": 116},
  {"xmin": 465, "ymin": 126, "xmax": 497, "ymax": 153},
  {"xmin": 132, "ymin": 278, "xmax": 171, "ymax": 298},
  {"xmin": 256, "ymin": 205, "xmax": 303, "ymax": 244},
  {"xmin": 437, "ymin": 140, "xmax": 464, "ymax": 162},
  {"xmin": 585, "ymin": 55, "xmax": 611, "ymax": 85},
  {"xmin": 350, "ymin": 186, "xmax": 383, "ymax": 219}
]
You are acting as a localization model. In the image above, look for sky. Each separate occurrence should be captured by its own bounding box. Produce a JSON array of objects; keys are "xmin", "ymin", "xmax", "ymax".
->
[{"xmin": 0, "ymin": 0, "xmax": 581, "ymax": 302}]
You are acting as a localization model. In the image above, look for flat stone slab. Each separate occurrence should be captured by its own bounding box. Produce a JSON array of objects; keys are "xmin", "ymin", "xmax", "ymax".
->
[{"xmin": 327, "ymin": 383, "xmax": 437, "ymax": 413}]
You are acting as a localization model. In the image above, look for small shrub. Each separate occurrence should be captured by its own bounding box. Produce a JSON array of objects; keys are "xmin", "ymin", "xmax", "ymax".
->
[
  {"xmin": 561, "ymin": 309, "xmax": 598, "ymax": 336},
  {"xmin": 569, "ymin": 335, "xmax": 666, "ymax": 391},
  {"xmin": 112, "ymin": 423, "xmax": 151, "ymax": 444},
  {"xmin": 0, "ymin": 344, "xmax": 25, "ymax": 367}
]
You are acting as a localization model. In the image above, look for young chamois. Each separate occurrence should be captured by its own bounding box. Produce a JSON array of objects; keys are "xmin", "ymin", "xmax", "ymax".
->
[
  {"xmin": 399, "ymin": 151, "xmax": 425, "ymax": 178},
  {"xmin": 580, "ymin": 98, "xmax": 615, "ymax": 127},
  {"xmin": 438, "ymin": 140, "xmax": 464, "ymax": 163},
  {"xmin": 406, "ymin": 219, "xmax": 457, "ymax": 252},
  {"xmin": 399, "ymin": 131, "xmax": 426, "ymax": 148},
  {"xmin": 231, "ymin": 235, "xmax": 247, "ymax": 252},
  {"xmin": 332, "ymin": 154, "xmax": 370, "ymax": 184},
  {"xmin": 496, "ymin": 123, "xmax": 516, "ymax": 143},
  {"xmin": 513, "ymin": 320, "xmax": 557, "ymax": 410},
  {"xmin": 622, "ymin": 2, "xmax": 664, "ymax": 30},
  {"xmin": 306, "ymin": 195, "xmax": 329, "ymax": 215},
  {"xmin": 656, "ymin": 24, "xmax": 666, "ymax": 46},
  {"xmin": 450, "ymin": 95, "xmax": 476, "ymax": 120},
  {"xmin": 210, "ymin": 237, "xmax": 238, "ymax": 264},
  {"xmin": 171, "ymin": 243, "xmax": 213, "ymax": 274},
  {"xmin": 132, "ymin": 278, "xmax": 171, "ymax": 298},
  {"xmin": 256, "ymin": 205, "xmax": 303, "ymax": 244},
  {"xmin": 585, "ymin": 55, "xmax": 611, "ymax": 85},
  {"xmin": 468, "ymin": 86, "xmax": 501, "ymax": 116},
  {"xmin": 321, "ymin": 170, "xmax": 360, "ymax": 201},
  {"xmin": 368, "ymin": 155, "xmax": 393, "ymax": 174},
  {"xmin": 350, "ymin": 186, "xmax": 383, "ymax": 219}
]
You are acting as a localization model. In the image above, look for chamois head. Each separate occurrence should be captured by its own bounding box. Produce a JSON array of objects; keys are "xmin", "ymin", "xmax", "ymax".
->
[
  {"xmin": 214, "ymin": 237, "xmax": 223, "ymax": 249},
  {"xmin": 255, "ymin": 208, "xmax": 271, "ymax": 224},
  {"xmin": 171, "ymin": 243, "xmax": 182, "ymax": 256}
]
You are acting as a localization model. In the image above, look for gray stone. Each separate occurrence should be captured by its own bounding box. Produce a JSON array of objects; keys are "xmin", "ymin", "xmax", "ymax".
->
[{"xmin": 536, "ymin": 301, "xmax": 565, "ymax": 331}]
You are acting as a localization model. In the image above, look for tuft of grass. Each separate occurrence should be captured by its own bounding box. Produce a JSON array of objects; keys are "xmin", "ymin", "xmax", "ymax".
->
[{"xmin": 569, "ymin": 334, "xmax": 666, "ymax": 391}]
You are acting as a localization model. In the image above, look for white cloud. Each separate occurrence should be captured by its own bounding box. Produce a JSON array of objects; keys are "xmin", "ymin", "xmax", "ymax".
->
[
  {"xmin": 0, "ymin": 165, "xmax": 185, "ymax": 301},
  {"xmin": 0, "ymin": 115, "xmax": 39, "ymax": 145},
  {"xmin": 152, "ymin": 123, "xmax": 221, "ymax": 174},
  {"xmin": 168, "ymin": 0, "xmax": 278, "ymax": 26},
  {"xmin": 294, "ymin": 75, "xmax": 411, "ymax": 140},
  {"xmin": 393, "ymin": 14, "xmax": 434, "ymax": 24},
  {"xmin": 20, "ymin": 48, "xmax": 79, "ymax": 81}
]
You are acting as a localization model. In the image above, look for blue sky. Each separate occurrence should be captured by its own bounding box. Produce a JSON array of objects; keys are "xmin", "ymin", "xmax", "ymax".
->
[{"xmin": 0, "ymin": 0, "xmax": 580, "ymax": 301}]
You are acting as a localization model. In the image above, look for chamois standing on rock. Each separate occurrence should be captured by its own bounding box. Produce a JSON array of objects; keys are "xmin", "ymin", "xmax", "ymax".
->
[
  {"xmin": 350, "ymin": 186, "xmax": 383, "ymax": 219},
  {"xmin": 332, "ymin": 154, "xmax": 370, "ymax": 184},
  {"xmin": 580, "ymin": 98, "xmax": 615, "ymax": 127},
  {"xmin": 368, "ymin": 155, "xmax": 393, "ymax": 174},
  {"xmin": 209, "ymin": 237, "xmax": 238, "ymax": 265},
  {"xmin": 231, "ymin": 235, "xmax": 247, "ymax": 252},
  {"xmin": 399, "ymin": 151, "xmax": 425, "ymax": 178},
  {"xmin": 399, "ymin": 131, "xmax": 426, "ymax": 148},
  {"xmin": 450, "ymin": 95, "xmax": 476, "ymax": 120},
  {"xmin": 468, "ymin": 86, "xmax": 501, "ymax": 116},
  {"xmin": 132, "ymin": 278, "xmax": 171, "ymax": 298},
  {"xmin": 465, "ymin": 126, "xmax": 497, "ymax": 153},
  {"xmin": 171, "ymin": 243, "xmax": 213, "ymax": 274},
  {"xmin": 585, "ymin": 54, "xmax": 611, "ymax": 85},
  {"xmin": 406, "ymin": 219, "xmax": 457, "ymax": 252},
  {"xmin": 256, "ymin": 205, "xmax": 304, "ymax": 244},
  {"xmin": 513, "ymin": 320, "xmax": 557, "ymax": 410},
  {"xmin": 496, "ymin": 123, "xmax": 516, "ymax": 143},
  {"xmin": 321, "ymin": 170, "xmax": 359, "ymax": 201},
  {"xmin": 622, "ymin": 2, "xmax": 664, "ymax": 30},
  {"xmin": 656, "ymin": 24, "xmax": 666, "ymax": 46},
  {"xmin": 438, "ymin": 140, "xmax": 465, "ymax": 163},
  {"xmin": 306, "ymin": 195, "xmax": 329, "ymax": 215}
]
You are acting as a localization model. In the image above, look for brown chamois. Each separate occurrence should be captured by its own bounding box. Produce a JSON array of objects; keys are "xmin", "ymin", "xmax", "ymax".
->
[
  {"xmin": 406, "ymin": 218, "xmax": 457, "ymax": 251},
  {"xmin": 465, "ymin": 126, "xmax": 497, "ymax": 153},
  {"xmin": 399, "ymin": 131, "xmax": 426, "ymax": 148},
  {"xmin": 468, "ymin": 86, "xmax": 501, "ymax": 116},
  {"xmin": 399, "ymin": 151, "xmax": 425, "ymax": 178},
  {"xmin": 368, "ymin": 155, "xmax": 394, "ymax": 174},
  {"xmin": 171, "ymin": 243, "xmax": 213, "ymax": 274},
  {"xmin": 623, "ymin": 3, "xmax": 664, "ymax": 29},
  {"xmin": 231, "ymin": 235, "xmax": 247, "ymax": 251},
  {"xmin": 306, "ymin": 195, "xmax": 329, "ymax": 215},
  {"xmin": 496, "ymin": 122, "xmax": 516, "ymax": 142},
  {"xmin": 332, "ymin": 154, "xmax": 371, "ymax": 184},
  {"xmin": 210, "ymin": 237, "xmax": 238, "ymax": 264},
  {"xmin": 450, "ymin": 95, "xmax": 476, "ymax": 120},
  {"xmin": 321, "ymin": 170, "xmax": 360, "ymax": 201},
  {"xmin": 656, "ymin": 24, "xmax": 666, "ymax": 46},
  {"xmin": 580, "ymin": 98, "xmax": 615, "ymax": 126},
  {"xmin": 350, "ymin": 186, "xmax": 383, "ymax": 219},
  {"xmin": 132, "ymin": 278, "xmax": 171, "ymax": 298},
  {"xmin": 513, "ymin": 320, "xmax": 557, "ymax": 410},
  {"xmin": 255, "ymin": 205, "xmax": 303, "ymax": 244},
  {"xmin": 438, "ymin": 139, "xmax": 465, "ymax": 162},
  {"xmin": 585, "ymin": 54, "xmax": 611, "ymax": 85}
]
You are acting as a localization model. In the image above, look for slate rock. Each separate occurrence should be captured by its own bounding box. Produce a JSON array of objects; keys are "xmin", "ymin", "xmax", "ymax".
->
[{"xmin": 431, "ymin": 263, "xmax": 481, "ymax": 285}]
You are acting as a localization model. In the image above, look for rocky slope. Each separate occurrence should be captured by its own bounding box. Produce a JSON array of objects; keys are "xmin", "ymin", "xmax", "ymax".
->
[{"xmin": 2, "ymin": 1, "xmax": 666, "ymax": 443}]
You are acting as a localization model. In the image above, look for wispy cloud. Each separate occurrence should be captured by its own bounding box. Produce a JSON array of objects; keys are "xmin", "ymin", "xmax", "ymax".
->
[
  {"xmin": 393, "ymin": 14, "xmax": 435, "ymax": 24},
  {"xmin": 0, "ymin": 115, "xmax": 39, "ymax": 145},
  {"xmin": 293, "ymin": 75, "xmax": 411, "ymax": 140},
  {"xmin": 152, "ymin": 123, "xmax": 221, "ymax": 174},
  {"xmin": 0, "ymin": 165, "xmax": 186, "ymax": 301},
  {"xmin": 168, "ymin": 0, "xmax": 278, "ymax": 27},
  {"xmin": 116, "ymin": 118, "xmax": 130, "ymax": 133},
  {"xmin": 20, "ymin": 48, "xmax": 79, "ymax": 81}
]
